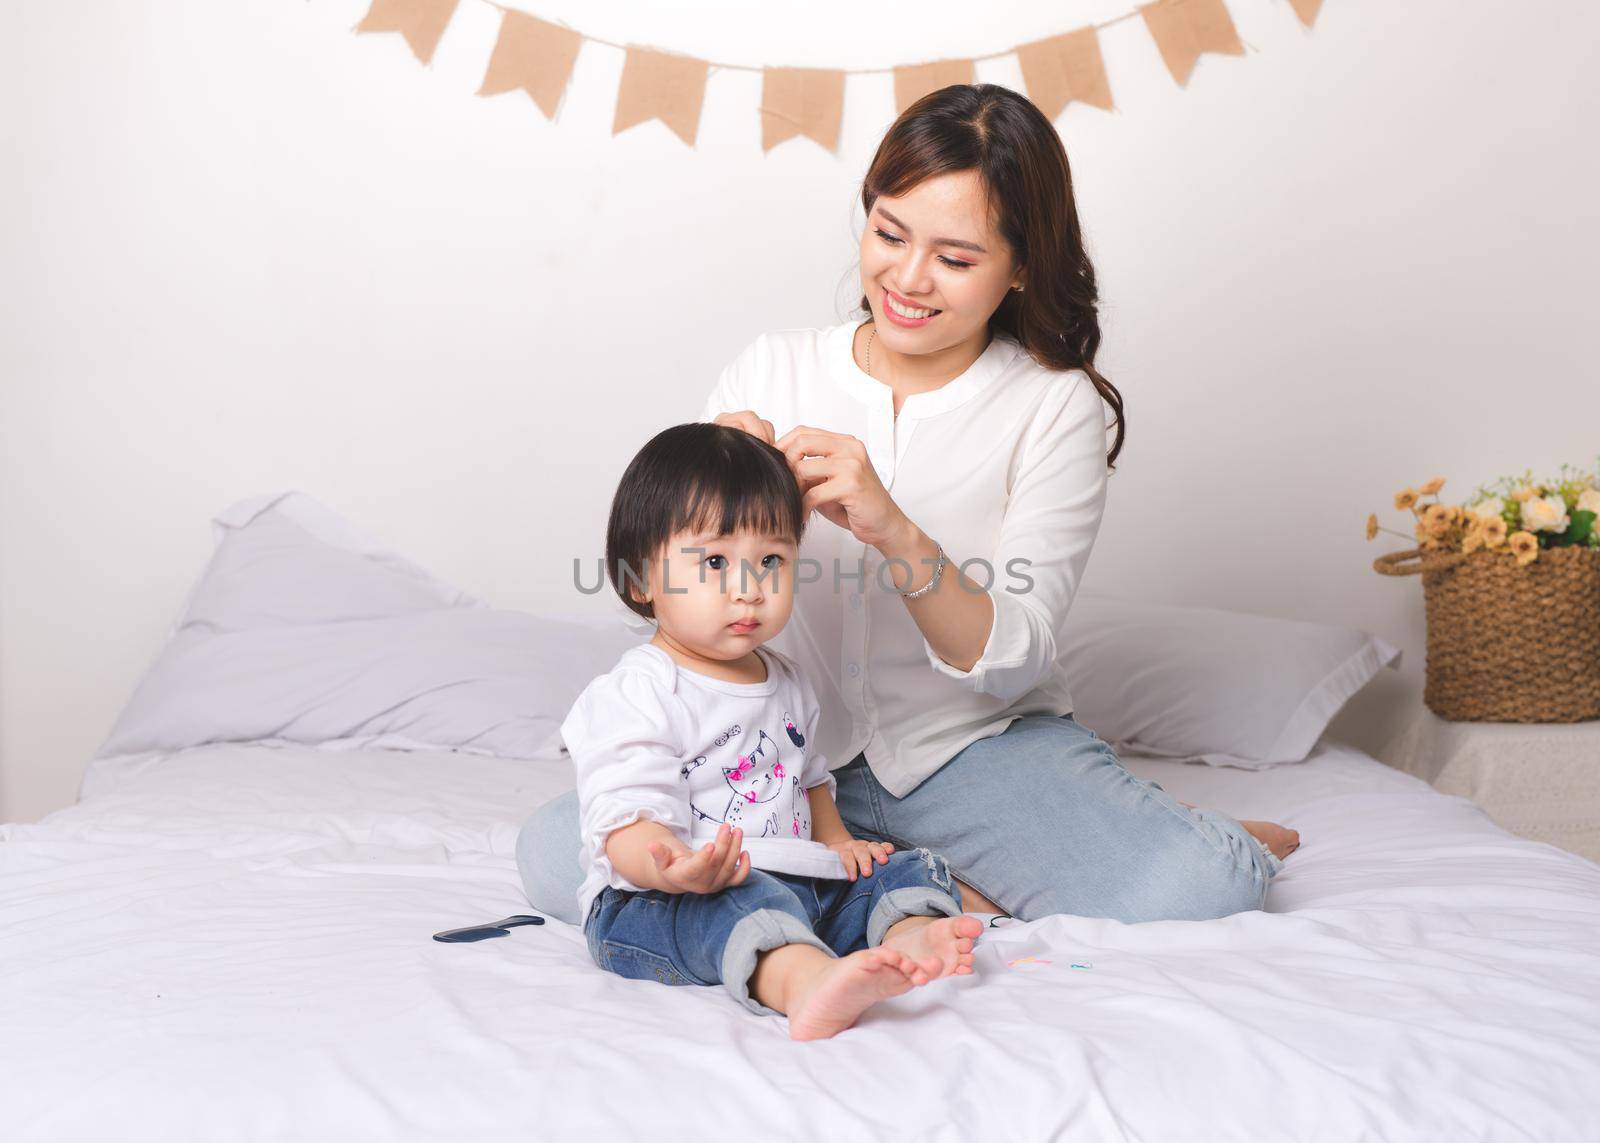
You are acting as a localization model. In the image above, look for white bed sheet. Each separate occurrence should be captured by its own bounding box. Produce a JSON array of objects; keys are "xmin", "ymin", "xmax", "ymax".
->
[{"xmin": 3, "ymin": 740, "xmax": 1599, "ymax": 1142}]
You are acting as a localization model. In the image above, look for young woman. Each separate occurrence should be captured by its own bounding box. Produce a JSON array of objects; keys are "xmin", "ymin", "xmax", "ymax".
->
[{"xmin": 520, "ymin": 83, "xmax": 1298, "ymax": 927}]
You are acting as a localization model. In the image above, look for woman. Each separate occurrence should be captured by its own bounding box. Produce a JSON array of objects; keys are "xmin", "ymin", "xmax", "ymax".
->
[{"xmin": 520, "ymin": 83, "xmax": 1298, "ymax": 926}]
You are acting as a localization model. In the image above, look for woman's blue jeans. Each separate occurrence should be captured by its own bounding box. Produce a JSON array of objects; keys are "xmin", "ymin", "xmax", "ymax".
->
[{"xmin": 518, "ymin": 713, "xmax": 1280, "ymax": 928}]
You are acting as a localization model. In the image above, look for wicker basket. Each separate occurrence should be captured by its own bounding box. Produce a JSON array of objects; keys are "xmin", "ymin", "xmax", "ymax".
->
[{"xmin": 1373, "ymin": 545, "xmax": 1600, "ymax": 722}]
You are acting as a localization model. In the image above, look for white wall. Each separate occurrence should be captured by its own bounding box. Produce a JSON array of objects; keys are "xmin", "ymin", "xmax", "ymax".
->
[{"xmin": 3, "ymin": 0, "xmax": 1597, "ymax": 821}]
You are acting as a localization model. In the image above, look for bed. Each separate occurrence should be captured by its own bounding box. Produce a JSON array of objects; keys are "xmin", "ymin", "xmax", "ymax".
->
[{"xmin": 3, "ymin": 493, "xmax": 1599, "ymax": 1141}]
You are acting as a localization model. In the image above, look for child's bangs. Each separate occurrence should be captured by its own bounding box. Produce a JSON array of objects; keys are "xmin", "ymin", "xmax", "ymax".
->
[{"xmin": 674, "ymin": 464, "xmax": 802, "ymax": 544}]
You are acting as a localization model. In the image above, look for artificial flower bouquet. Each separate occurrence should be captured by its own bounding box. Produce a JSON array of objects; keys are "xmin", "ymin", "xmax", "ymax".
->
[
  {"xmin": 1367, "ymin": 464, "xmax": 1600, "ymax": 565},
  {"xmin": 1369, "ymin": 460, "xmax": 1600, "ymax": 723}
]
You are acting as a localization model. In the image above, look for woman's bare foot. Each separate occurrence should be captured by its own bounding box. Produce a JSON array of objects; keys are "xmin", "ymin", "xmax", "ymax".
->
[
  {"xmin": 1176, "ymin": 802, "xmax": 1300, "ymax": 861},
  {"xmin": 954, "ymin": 877, "xmax": 1005, "ymax": 916},
  {"xmin": 1241, "ymin": 819, "xmax": 1300, "ymax": 859},
  {"xmin": 882, "ymin": 915, "xmax": 982, "ymax": 978},
  {"xmin": 785, "ymin": 947, "xmax": 936, "ymax": 1042}
]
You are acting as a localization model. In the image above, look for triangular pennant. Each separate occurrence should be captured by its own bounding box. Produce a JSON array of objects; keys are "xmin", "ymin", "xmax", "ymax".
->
[
  {"xmin": 760, "ymin": 67, "xmax": 846, "ymax": 154},
  {"xmin": 613, "ymin": 46, "xmax": 710, "ymax": 147},
  {"xmin": 892, "ymin": 59, "xmax": 975, "ymax": 115},
  {"xmin": 354, "ymin": 0, "xmax": 460, "ymax": 66},
  {"xmin": 1016, "ymin": 27, "xmax": 1113, "ymax": 117},
  {"xmin": 1288, "ymin": 0, "xmax": 1324, "ymax": 27},
  {"xmin": 477, "ymin": 9, "xmax": 582, "ymax": 119},
  {"xmin": 1139, "ymin": 0, "xmax": 1245, "ymax": 87}
]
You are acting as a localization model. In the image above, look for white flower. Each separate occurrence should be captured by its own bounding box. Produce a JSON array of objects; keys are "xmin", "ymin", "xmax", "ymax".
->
[
  {"xmin": 1521, "ymin": 494, "xmax": 1571, "ymax": 534},
  {"xmin": 1577, "ymin": 488, "xmax": 1600, "ymax": 516},
  {"xmin": 1470, "ymin": 496, "xmax": 1505, "ymax": 520}
]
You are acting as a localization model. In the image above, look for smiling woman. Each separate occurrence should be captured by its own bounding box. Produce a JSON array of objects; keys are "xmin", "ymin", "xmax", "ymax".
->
[
  {"xmin": 519, "ymin": 84, "xmax": 1295, "ymax": 930},
  {"xmin": 853, "ymin": 86, "xmax": 1124, "ymax": 460}
]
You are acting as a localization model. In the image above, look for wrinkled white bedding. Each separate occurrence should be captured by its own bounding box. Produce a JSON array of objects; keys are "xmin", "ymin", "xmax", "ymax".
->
[{"xmin": 3, "ymin": 740, "xmax": 1599, "ymax": 1142}]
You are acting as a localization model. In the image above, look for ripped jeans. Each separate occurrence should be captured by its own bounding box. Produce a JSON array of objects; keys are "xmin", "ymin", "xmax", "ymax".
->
[{"xmin": 583, "ymin": 848, "xmax": 965, "ymax": 1016}]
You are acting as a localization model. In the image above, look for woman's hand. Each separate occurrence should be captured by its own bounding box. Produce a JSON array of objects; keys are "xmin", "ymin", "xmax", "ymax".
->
[
  {"xmin": 827, "ymin": 837, "xmax": 895, "ymax": 881},
  {"xmin": 645, "ymin": 824, "xmax": 750, "ymax": 894},
  {"xmin": 713, "ymin": 410, "xmax": 775, "ymax": 447},
  {"xmin": 776, "ymin": 426, "xmax": 913, "ymax": 551}
]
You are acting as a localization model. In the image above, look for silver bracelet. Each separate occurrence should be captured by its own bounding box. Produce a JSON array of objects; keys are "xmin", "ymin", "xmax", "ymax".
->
[{"xmin": 898, "ymin": 542, "xmax": 947, "ymax": 600}]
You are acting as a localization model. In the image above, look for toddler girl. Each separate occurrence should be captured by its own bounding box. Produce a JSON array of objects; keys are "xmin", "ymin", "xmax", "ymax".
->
[{"xmin": 561, "ymin": 422, "xmax": 982, "ymax": 1041}]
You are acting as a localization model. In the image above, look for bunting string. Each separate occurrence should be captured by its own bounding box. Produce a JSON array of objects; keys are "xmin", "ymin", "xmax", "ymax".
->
[{"xmin": 351, "ymin": 0, "xmax": 1325, "ymax": 151}]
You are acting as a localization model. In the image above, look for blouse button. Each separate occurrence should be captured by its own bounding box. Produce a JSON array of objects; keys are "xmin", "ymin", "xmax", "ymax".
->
[
  {"xmin": 847, "ymin": 663, "xmax": 861, "ymax": 678},
  {"xmin": 850, "ymin": 595, "xmax": 862, "ymax": 611}
]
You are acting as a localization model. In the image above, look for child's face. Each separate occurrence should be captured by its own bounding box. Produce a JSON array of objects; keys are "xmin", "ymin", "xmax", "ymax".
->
[{"xmin": 635, "ymin": 526, "xmax": 799, "ymax": 661}]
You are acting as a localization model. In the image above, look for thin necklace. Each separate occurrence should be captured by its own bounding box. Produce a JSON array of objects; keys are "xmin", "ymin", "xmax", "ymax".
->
[{"xmin": 866, "ymin": 327, "xmax": 900, "ymax": 422}]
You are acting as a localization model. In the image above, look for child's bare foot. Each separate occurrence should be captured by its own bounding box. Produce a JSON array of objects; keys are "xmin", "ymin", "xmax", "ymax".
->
[
  {"xmin": 1241, "ymin": 819, "xmax": 1300, "ymax": 860},
  {"xmin": 785, "ymin": 947, "xmax": 933, "ymax": 1042},
  {"xmin": 882, "ymin": 915, "xmax": 982, "ymax": 978}
]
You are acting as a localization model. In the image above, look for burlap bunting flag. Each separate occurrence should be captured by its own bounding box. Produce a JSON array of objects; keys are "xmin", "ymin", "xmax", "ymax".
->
[
  {"xmin": 1139, "ymin": 0, "xmax": 1245, "ymax": 87},
  {"xmin": 477, "ymin": 9, "xmax": 582, "ymax": 118},
  {"xmin": 613, "ymin": 46, "xmax": 710, "ymax": 146},
  {"xmin": 893, "ymin": 59, "xmax": 976, "ymax": 114},
  {"xmin": 1288, "ymin": 0, "xmax": 1323, "ymax": 26},
  {"xmin": 1016, "ymin": 28, "xmax": 1113, "ymax": 116},
  {"xmin": 355, "ymin": 0, "xmax": 460, "ymax": 66},
  {"xmin": 760, "ymin": 68, "xmax": 846, "ymax": 154}
]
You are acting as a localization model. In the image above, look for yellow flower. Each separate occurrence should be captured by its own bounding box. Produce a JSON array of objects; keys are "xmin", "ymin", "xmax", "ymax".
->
[
  {"xmin": 1366, "ymin": 513, "xmax": 1379, "ymax": 541},
  {"xmin": 1414, "ymin": 519, "xmax": 1431, "ymax": 544},
  {"xmin": 1480, "ymin": 516, "xmax": 1508, "ymax": 547},
  {"xmin": 1418, "ymin": 476, "xmax": 1446, "ymax": 496},
  {"xmin": 1462, "ymin": 529, "xmax": 1483, "ymax": 554},
  {"xmin": 1423, "ymin": 503, "xmax": 1453, "ymax": 535},
  {"xmin": 1508, "ymin": 530, "xmax": 1538, "ymax": 565},
  {"xmin": 1394, "ymin": 488, "xmax": 1419, "ymax": 511},
  {"xmin": 1510, "ymin": 486, "xmax": 1536, "ymax": 503}
]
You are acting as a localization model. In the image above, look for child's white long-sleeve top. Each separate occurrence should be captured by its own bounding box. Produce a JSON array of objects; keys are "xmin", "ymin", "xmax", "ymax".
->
[{"xmin": 563, "ymin": 642, "xmax": 849, "ymax": 927}]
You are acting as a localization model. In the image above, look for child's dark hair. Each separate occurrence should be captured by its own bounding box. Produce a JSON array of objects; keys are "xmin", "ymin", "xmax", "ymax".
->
[{"xmin": 606, "ymin": 423, "xmax": 807, "ymax": 621}]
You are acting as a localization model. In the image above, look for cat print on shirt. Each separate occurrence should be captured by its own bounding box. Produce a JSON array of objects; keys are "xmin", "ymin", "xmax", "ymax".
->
[
  {"xmin": 790, "ymin": 776, "xmax": 810, "ymax": 838},
  {"xmin": 719, "ymin": 729, "xmax": 785, "ymax": 831},
  {"xmin": 682, "ymin": 726, "xmax": 812, "ymax": 840}
]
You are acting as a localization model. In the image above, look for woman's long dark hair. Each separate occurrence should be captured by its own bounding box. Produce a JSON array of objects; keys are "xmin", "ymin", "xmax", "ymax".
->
[{"xmin": 857, "ymin": 84, "xmax": 1126, "ymax": 470}]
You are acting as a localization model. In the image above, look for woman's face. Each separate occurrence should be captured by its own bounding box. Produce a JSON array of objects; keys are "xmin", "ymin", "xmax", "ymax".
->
[{"xmin": 859, "ymin": 169, "xmax": 1024, "ymax": 358}]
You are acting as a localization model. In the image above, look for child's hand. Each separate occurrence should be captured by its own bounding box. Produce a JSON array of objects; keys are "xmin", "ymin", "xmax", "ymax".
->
[
  {"xmin": 646, "ymin": 824, "xmax": 750, "ymax": 894},
  {"xmin": 827, "ymin": 838, "xmax": 894, "ymax": 881}
]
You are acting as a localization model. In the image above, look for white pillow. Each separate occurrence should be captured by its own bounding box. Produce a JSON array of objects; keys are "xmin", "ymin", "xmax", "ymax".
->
[
  {"xmin": 179, "ymin": 490, "xmax": 487, "ymax": 631},
  {"xmin": 97, "ymin": 491, "xmax": 643, "ymax": 762},
  {"xmin": 1059, "ymin": 591, "xmax": 1402, "ymax": 769}
]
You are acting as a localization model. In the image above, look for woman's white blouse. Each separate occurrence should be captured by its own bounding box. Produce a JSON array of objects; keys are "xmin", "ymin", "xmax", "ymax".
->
[{"xmin": 696, "ymin": 320, "xmax": 1110, "ymax": 798}]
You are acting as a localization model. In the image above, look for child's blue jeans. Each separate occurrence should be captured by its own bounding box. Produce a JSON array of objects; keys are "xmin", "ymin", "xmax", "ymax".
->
[{"xmin": 584, "ymin": 848, "xmax": 966, "ymax": 1016}]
